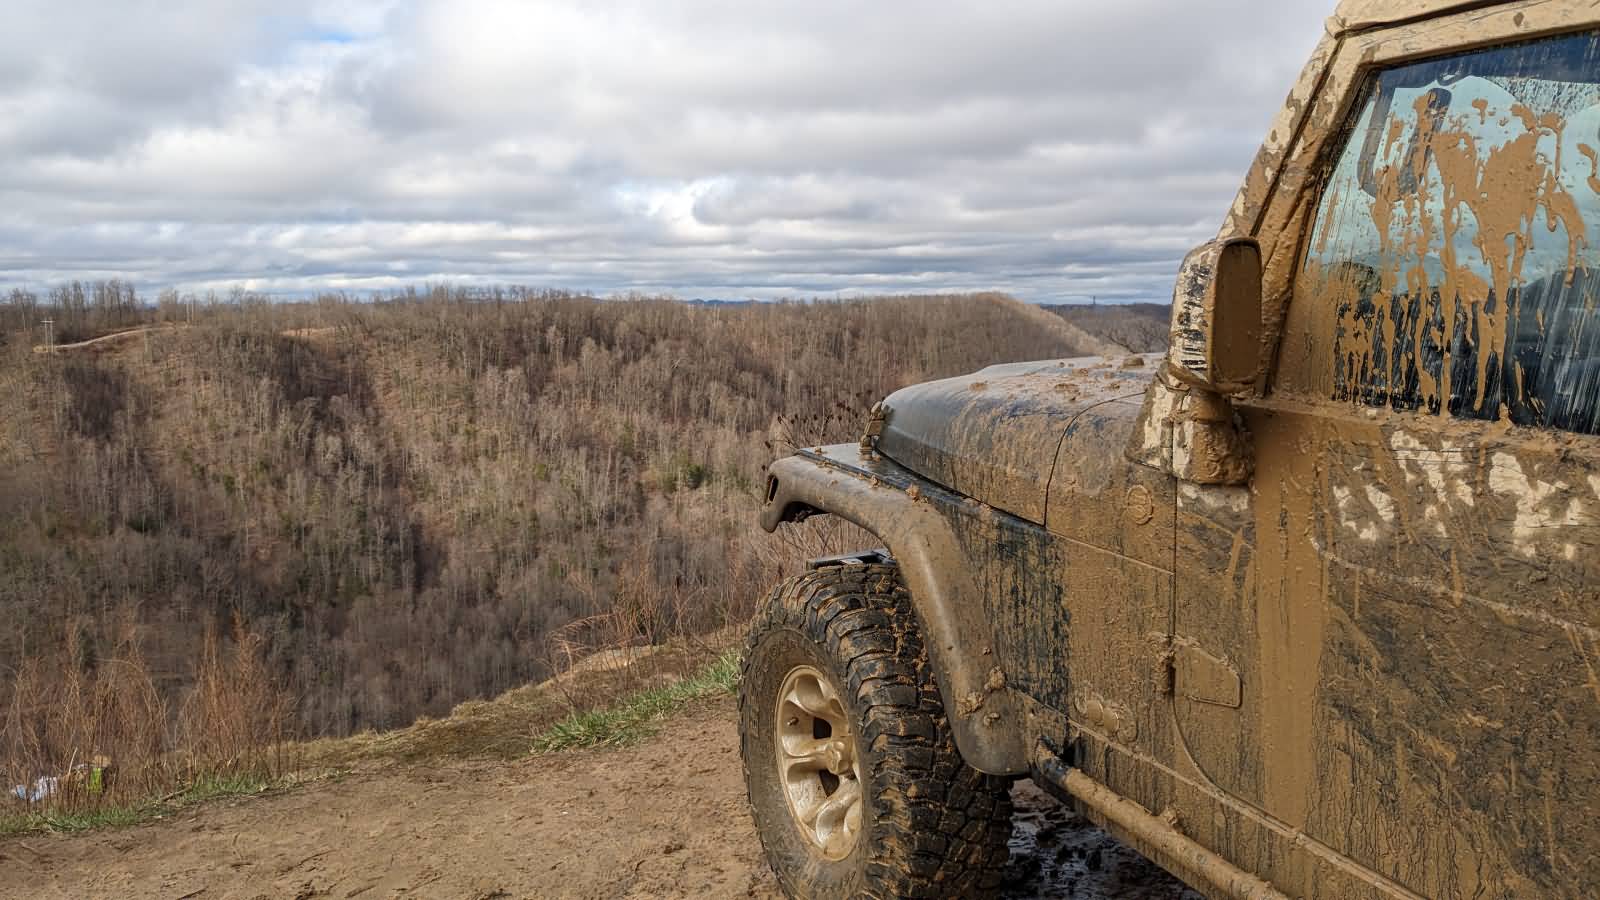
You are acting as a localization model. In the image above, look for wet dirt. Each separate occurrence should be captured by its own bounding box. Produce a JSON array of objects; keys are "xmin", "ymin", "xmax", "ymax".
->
[
  {"xmin": 1001, "ymin": 780, "xmax": 1202, "ymax": 900},
  {"xmin": 2, "ymin": 697, "xmax": 1198, "ymax": 899}
]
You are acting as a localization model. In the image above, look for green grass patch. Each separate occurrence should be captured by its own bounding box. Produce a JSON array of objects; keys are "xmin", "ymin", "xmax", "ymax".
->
[
  {"xmin": 0, "ymin": 772, "xmax": 277, "ymax": 838},
  {"xmin": 177, "ymin": 771, "xmax": 274, "ymax": 804},
  {"xmin": 530, "ymin": 650, "xmax": 741, "ymax": 754},
  {"xmin": 0, "ymin": 802, "xmax": 154, "ymax": 837}
]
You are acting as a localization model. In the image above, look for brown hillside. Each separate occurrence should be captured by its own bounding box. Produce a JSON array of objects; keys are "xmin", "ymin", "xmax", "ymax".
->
[
  {"xmin": 1045, "ymin": 302, "xmax": 1171, "ymax": 354},
  {"xmin": 0, "ymin": 290, "xmax": 1102, "ymax": 740}
]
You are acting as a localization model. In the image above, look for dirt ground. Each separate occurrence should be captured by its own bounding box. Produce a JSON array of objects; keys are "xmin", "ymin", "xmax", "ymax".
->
[{"xmin": 2, "ymin": 697, "xmax": 1198, "ymax": 899}]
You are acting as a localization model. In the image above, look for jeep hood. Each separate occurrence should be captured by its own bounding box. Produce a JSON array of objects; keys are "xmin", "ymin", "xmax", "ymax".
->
[{"xmin": 875, "ymin": 356, "xmax": 1159, "ymax": 523}]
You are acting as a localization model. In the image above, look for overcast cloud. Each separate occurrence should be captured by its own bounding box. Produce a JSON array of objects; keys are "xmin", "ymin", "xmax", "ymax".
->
[{"xmin": 0, "ymin": 0, "xmax": 1332, "ymax": 302}]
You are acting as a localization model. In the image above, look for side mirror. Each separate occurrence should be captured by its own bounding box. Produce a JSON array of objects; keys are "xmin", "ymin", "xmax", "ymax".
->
[{"xmin": 1167, "ymin": 237, "xmax": 1263, "ymax": 396}]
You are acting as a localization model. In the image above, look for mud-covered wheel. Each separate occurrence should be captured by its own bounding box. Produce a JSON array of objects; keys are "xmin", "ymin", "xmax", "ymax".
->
[{"xmin": 740, "ymin": 564, "xmax": 1012, "ymax": 899}]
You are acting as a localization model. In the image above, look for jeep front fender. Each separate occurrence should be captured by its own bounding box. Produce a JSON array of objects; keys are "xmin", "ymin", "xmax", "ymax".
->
[{"xmin": 759, "ymin": 444, "xmax": 1030, "ymax": 775}]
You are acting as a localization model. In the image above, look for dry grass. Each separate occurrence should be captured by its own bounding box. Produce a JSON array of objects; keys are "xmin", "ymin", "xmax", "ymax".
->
[
  {"xmin": 299, "ymin": 637, "xmax": 720, "ymax": 765},
  {"xmin": 2, "ymin": 621, "xmax": 168, "ymax": 810},
  {"xmin": 0, "ymin": 286, "xmax": 1161, "ymax": 838},
  {"xmin": 0, "ymin": 617, "xmax": 292, "ymax": 831},
  {"xmin": 177, "ymin": 620, "xmax": 295, "ymax": 781}
]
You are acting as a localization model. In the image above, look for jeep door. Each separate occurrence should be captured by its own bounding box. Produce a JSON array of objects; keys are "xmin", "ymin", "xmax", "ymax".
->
[{"xmin": 1174, "ymin": 14, "xmax": 1600, "ymax": 899}]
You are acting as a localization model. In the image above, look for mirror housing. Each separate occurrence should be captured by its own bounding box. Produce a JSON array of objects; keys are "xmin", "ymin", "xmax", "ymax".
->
[
  {"xmin": 1167, "ymin": 237, "xmax": 1264, "ymax": 396},
  {"xmin": 1125, "ymin": 237, "xmax": 1260, "ymax": 486}
]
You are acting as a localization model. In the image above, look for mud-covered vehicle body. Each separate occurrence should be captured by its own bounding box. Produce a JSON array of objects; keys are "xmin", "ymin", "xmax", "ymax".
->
[{"xmin": 740, "ymin": 2, "xmax": 1600, "ymax": 897}]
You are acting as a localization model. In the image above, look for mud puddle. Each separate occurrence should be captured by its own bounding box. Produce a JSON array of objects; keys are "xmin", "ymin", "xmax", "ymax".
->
[{"xmin": 1003, "ymin": 780, "xmax": 1202, "ymax": 899}]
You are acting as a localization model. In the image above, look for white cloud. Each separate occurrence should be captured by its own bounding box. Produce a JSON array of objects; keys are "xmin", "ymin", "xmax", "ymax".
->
[{"xmin": 0, "ymin": 0, "xmax": 1331, "ymax": 301}]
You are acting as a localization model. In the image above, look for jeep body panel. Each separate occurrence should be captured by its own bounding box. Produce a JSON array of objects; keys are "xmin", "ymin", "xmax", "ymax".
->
[
  {"xmin": 761, "ymin": 443, "xmax": 1034, "ymax": 774},
  {"xmin": 1333, "ymin": 0, "xmax": 1511, "ymax": 32},
  {"xmin": 761, "ymin": 357, "xmax": 1160, "ymax": 775},
  {"xmin": 1167, "ymin": 7, "xmax": 1600, "ymax": 897},
  {"xmin": 759, "ymin": 2, "xmax": 1600, "ymax": 897},
  {"xmin": 874, "ymin": 358, "xmax": 1150, "ymax": 524},
  {"xmin": 1174, "ymin": 400, "xmax": 1600, "ymax": 899}
]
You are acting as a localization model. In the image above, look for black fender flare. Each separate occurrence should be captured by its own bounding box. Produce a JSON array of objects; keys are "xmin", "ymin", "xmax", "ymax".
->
[{"xmin": 759, "ymin": 444, "xmax": 1030, "ymax": 775}]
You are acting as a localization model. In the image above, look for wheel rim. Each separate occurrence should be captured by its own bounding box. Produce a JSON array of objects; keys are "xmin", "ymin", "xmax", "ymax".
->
[{"xmin": 774, "ymin": 664, "xmax": 863, "ymax": 861}]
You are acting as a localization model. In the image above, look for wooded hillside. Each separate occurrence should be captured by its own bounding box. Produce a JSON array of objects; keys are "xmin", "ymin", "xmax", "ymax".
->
[
  {"xmin": 1, "ymin": 288, "xmax": 1141, "ymax": 738},
  {"xmin": 1047, "ymin": 302, "xmax": 1171, "ymax": 354}
]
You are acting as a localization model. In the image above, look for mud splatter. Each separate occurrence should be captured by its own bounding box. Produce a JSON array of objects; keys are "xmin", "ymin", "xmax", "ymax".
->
[{"xmin": 1581, "ymin": 143, "xmax": 1600, "ymax": 195}]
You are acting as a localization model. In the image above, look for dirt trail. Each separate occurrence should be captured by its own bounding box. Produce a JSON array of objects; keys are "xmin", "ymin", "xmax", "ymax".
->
[
  {"xmin": 31, "ymin": 325, "xmax": 178, "ymax": 353},
  {"xmin": 2, "ymin": 698, "xmax": 1197, "ymax": 899}
]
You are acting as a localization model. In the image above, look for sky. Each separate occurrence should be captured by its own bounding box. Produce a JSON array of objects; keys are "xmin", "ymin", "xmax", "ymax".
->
[{"xmin": 0, "ymin": 0, "xmax": 1335, "ymax": 303}]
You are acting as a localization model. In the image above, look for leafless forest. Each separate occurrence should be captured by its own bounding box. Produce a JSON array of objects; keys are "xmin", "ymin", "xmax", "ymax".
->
[
  {"xmin": 1047, "ymin": 302, "xmax": 1171, "ymax": 354},
  {"xmin": 0, "ymin": 286, "xmax": 1165, "ymax": 749}
]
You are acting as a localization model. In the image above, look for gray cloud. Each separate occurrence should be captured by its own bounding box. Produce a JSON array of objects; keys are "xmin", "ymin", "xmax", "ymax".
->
[{"xmin": 0, "ymin": 0, "xmax": 1331, "ymax": 302}]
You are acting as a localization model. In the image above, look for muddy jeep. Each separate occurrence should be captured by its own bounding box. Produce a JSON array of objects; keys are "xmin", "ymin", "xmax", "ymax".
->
[{"xmin": 740, "ymin": 2, "xmax": 1600, "ymax": 898}]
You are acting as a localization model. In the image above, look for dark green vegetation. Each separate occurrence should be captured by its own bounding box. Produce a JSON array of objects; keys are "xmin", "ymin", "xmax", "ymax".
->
[{"xmin": 1, "ymin": 286, "xmax": 1136, "ymax": 747}]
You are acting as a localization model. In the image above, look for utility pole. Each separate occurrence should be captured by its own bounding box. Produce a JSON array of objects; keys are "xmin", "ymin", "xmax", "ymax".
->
[{"xmin": 42, "ymin": 317, "xmax": 53, "ymax": 350}]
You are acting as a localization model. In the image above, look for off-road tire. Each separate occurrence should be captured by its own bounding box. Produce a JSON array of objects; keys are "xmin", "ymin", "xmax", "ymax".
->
[{"xmin": 740, "ymin": 564, "xmax": 1013, "ymax": 899}]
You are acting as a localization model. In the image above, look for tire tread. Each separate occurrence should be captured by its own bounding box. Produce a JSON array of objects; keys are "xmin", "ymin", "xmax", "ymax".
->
[{"xmin": 739, "ymin": 564, "xmax": 1012, "ymax": 899}]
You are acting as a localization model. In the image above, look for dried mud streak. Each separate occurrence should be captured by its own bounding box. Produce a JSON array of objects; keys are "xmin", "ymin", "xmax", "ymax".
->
[
  {"xmin": 1249, "ymin": 413, "xmax": 1331, "ymax": 828},
  {"xmin": 1172, "ymin": 479, "xmax": 1265, "ymax": 804},
  {"xmin": 1243, "ymin": 4, "xmax": 1600, "ymax": 407},
  {"xmin": 1179, "ymin": 32, "xmax": 1600, "ymax": 877},
  {"xmin": 1333, "ymin": 1, "xmax": 1513, "ymax": 33},
  {"xmin": 1046, "ymin": 391, "xmax": 1177, "ymax": 765},
  {"xmin": 1307, "ymin": 416, "xmax": 1600, "ymax": 897},
  {"xmin": 1091, "ymin": 7, "xmax": 1600, "ymax": 898}
]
